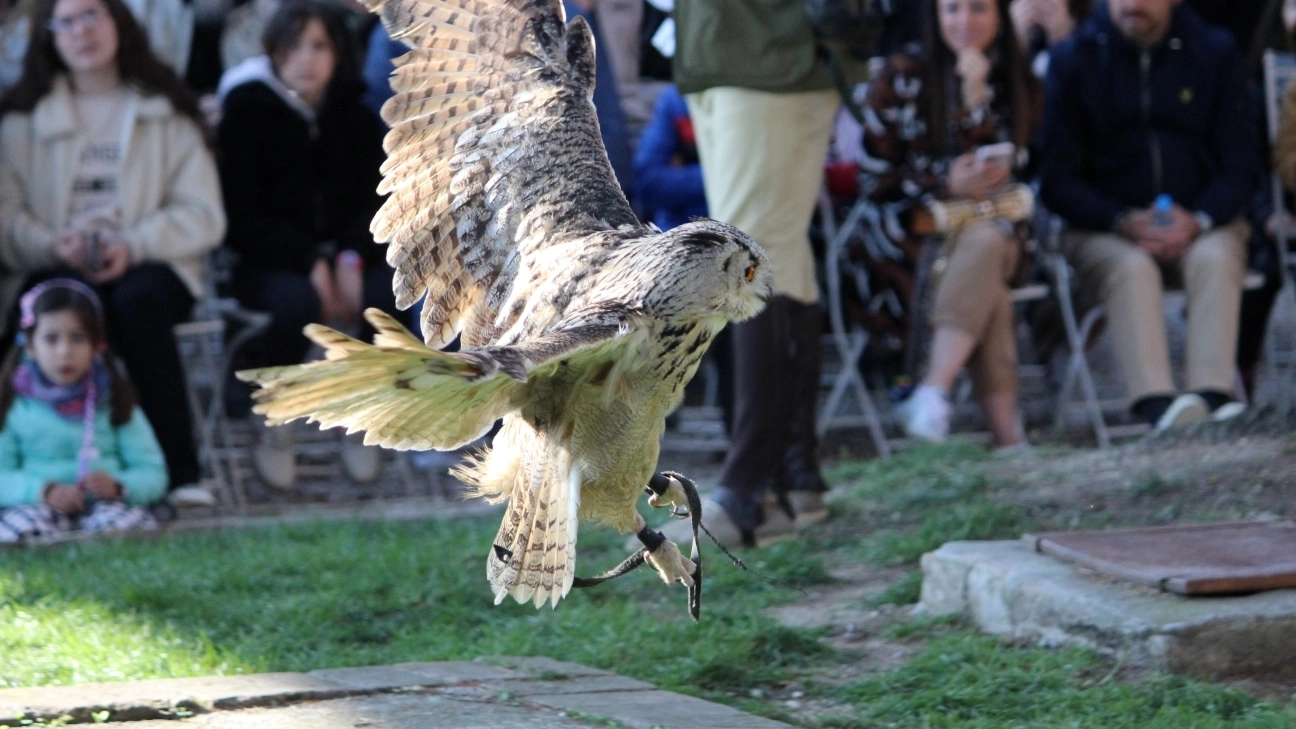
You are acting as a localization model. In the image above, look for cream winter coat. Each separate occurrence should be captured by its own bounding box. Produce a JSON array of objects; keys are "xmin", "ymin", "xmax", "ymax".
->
[{"xmin": 0, "ymin": 76, "xmax": 225, "ymax": 328}]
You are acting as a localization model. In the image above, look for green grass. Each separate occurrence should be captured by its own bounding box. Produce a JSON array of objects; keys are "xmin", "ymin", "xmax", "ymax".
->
[{"xmin": 1, "ymin": 442, "xmax": 1294, "ymax": 728}]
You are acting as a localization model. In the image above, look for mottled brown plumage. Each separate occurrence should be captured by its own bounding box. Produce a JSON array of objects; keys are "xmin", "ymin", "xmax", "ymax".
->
[{"xmin": 237, "ymin": 0, "xmax": 772, "ymax": 609}]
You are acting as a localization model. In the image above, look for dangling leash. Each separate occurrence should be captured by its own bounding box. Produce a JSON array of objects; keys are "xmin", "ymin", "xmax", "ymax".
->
[{"xmin": 573, "ymin": 471, "xmax": 722, "ymax": 621}]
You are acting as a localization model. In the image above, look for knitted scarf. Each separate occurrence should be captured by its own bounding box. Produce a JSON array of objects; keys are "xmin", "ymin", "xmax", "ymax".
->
[{"xmin": 12, "ymin": 355, "xmax": 110, "ymax": 479}]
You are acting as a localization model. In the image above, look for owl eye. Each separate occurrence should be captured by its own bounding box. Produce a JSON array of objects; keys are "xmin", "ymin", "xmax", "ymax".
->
[{"xmin": 744, "ymin": 265, "xmax": 756, "ymax": 282}]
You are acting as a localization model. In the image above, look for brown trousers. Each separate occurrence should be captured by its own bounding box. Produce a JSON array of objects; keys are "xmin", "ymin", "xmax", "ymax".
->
[
  {"xmin": 929, "ymin": 221, "xmax": 1022, "ymax": 399},
  {"xmin": 1062, "ymin": 220, "xmax": 1249, "ymax": 400}
]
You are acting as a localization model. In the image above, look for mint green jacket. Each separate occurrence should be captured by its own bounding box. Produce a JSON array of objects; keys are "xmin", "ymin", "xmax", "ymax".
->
[
  {"xmin": 672, "ymin": 0, "xmax": 833, "ymax": 95},
  {"xmin": 0, "ymin": 397, "xmax": 168, "ymax": 507}
]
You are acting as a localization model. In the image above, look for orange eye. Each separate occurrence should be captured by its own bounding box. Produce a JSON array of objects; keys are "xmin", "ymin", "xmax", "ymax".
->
[{"xmin": 744, "ymin": 265, "xmax": 756, "ymax": 282}]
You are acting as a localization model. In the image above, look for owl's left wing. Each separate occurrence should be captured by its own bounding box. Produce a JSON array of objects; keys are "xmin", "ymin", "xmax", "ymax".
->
[
  {"xmin": 365, "ymin": 0, "xmax": 642, "ymax": 350},
  {"xmin": 236, "ymin": 305, "xmax": 645, "ymax": 451}
]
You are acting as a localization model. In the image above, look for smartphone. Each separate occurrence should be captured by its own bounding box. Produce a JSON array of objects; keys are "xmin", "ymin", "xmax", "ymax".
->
[
  {"xmin": 976, "ymin": 142, "xmax": 1016, "ymax": 165},
  {"xmin": 86, "ymin": 231, "xmax": 102, "ymax": 271}
]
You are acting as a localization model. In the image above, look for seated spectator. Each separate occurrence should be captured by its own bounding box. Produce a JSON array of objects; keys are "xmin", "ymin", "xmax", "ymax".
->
[
  {"xmin": 0, "ymin": 280, "xmax": 166, "ymax": 542},
  {"xmin": 217, "ymin": 0, "xmax": 396, "ymax": 489},
  {"xmin": 1010, "ymin": 0, "xmax": 1092, "ymax": 76},
  {"xmin": 0, "ymin": 0, "xmax": 225, "ymax": 507},
  {"xmin": 0, "ymin": 0, "xmax": 35, "ymax": 92},
  {"xmin": 633, "ymin": 84, "xmax": 707, "ymax": 232},
  {"xmin": 865, "ymin": 0, "xmax": 1039, "ymax": 449},
  {"xmin": 1038, "ymin": 0, "xmax": 1258, "ymax": 430}
]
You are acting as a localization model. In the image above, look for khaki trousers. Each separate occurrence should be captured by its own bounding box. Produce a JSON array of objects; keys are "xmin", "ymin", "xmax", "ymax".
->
[
  {"xmin": 930, "ymin": 221, "xmax": 1021, "ymax": 398},
  {"xmin": 686, "ymin": 87, "xmax": 839, "ymax": 304},
  {"xmin": 1062, "ymin": 220, "xmax": 1249, "ymax": 400}
]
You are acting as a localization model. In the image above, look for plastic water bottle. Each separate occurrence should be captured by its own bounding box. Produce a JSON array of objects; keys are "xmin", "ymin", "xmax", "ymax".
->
[{"xmin": 1153, "ymin": 193, "xmax": 1173, "ymax": 227}]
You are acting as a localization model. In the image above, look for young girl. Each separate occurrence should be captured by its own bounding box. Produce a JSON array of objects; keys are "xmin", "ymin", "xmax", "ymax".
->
[{"xmin": 0, "ymin": 279, "xmax": 166, "ymax": 542}]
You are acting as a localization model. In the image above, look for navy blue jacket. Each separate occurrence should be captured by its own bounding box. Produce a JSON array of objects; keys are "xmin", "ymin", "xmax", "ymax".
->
[{"xmin": 1037, "ymin": 3, "xmax": 1259, "ymax": 231}]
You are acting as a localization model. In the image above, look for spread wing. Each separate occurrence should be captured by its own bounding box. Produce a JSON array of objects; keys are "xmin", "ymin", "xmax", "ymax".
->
[
  {"xmin": 236, "ymin": 305, "xmax": 645, "ymax": 451},
  {"xmin": 365, "ymin": 0, "xmax": 641, "ymax": 349}
]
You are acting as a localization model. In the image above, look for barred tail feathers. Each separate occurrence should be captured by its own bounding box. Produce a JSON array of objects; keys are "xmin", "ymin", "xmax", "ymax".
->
[{"xmin": 471, "ymin": 420, "xmax": 580, "ymax": 608}]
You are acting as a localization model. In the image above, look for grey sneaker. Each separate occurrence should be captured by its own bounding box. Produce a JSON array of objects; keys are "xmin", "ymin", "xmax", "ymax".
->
[
  {"xmin": 651, "ymin": 494, "xmax": 799, "ymax": 550},
  {"xmin": 169, "ymin": 483, "xmax": 218, "ymax": 508},
  {"xmin": 253, "ymin": 422, "xmax": 296, "ymax": 490},
  {"xmin": 784, "ymin": 490, "xmax": 829, "ymax": 528},
  {"xmin": 1155, "ymin": 393, "xmax": 1210, "ymax": 431},
  {"xmin": 340, "ymin": 432, "xmax": 382, "ymax": 483}
]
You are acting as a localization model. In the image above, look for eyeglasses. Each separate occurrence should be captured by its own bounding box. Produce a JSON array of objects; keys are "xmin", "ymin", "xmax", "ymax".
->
[{"xmin": 47, "ymin": 6, "xmax": 104, "ymax": 34}]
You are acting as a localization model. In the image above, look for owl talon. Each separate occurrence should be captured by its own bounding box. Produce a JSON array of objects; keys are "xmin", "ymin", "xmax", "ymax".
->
[
  {"xmin": 643, "ymin": 534, "xmax": 697, "ymax": 588},
  {"xmin": 645, "ymin": 472, "xmax": 690, "ymax": 513}
]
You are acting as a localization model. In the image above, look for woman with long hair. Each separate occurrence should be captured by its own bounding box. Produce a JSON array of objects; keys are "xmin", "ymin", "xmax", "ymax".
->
[
  {"xmin": 862, "ymin": 0, "xmax": 1040, "ymax": 449},
  {"xmin": 0, "ymin": 0, "xmax": 226, "ymax": 504},
  {"xmin": 217, "ymin": 0, "xmax": 395, "ymax": 489}
]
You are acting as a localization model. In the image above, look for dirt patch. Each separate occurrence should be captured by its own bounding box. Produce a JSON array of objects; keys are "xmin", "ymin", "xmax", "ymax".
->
[{"xmin": 761, "ymin": 406, "xmax": 1296, "ymax": 721}]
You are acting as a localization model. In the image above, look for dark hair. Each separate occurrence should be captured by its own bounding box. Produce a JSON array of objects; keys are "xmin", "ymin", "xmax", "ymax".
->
[
  {"xmin": 920, "ymin": 0, "xmax": 1036, "ymax": 155},
  {"xmin": 0, "ymin": 0, "xmax": 207, "ymax": 135},
  {"xmin": 0, "ymin": 284, "xmax": 137, "ymax": 428},
  {"xmin": 263, "ymin": 0, "xmax": 363, "ymax": 106}
]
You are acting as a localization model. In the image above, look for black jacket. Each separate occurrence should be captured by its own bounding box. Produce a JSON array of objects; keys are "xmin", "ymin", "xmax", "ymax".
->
[
  {"xmin": 217, "ymin": 81, "xmax": 387, "ymax": 274},
  {"xmin": 1037, "ymin": 3, "xmax": 1260, "ymax": 231}
]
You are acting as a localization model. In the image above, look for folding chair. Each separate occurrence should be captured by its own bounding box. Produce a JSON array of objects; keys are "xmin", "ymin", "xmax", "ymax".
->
[
  {"xmin": 815, "ymin": 188, "xmax": 893, "ymax": 456},
  {"xmin": 1262, "ymin": 49, "xmax": 1296, "ymax": 399},
  {"xmin": 173, "ymin": 251, "xmax": 272, "ymax": 510}
]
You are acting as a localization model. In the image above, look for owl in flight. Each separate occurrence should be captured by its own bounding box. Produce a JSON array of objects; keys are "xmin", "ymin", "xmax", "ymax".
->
[{"xmin": 237, "ymin": 0, "xmax": 772, "ymax": 616}]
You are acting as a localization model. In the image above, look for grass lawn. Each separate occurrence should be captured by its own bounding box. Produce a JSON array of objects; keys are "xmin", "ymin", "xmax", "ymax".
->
[{"xmin": 1, "ymin": 444, "xmax": 1294, "ymax": 728}]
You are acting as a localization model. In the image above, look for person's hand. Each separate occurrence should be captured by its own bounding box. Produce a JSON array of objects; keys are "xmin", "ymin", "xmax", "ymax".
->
[
  {"xmin": 955, "ymin": 49, "xmax": 992, "ymax": 109},
  {"xmin": 79, "ymin": 471, "xmax": 122, "ymax": 501},
  {"xmin": 310, "ymin": 258, "xmax": 345, "ymax": 324},
  {"xmin": 1010, "ymin": 0, "xmax": 1040, "ymax": 51},
  {"xmin": 85, "ymin": 238, "xmax": 131, "ymax": 284},
  {"xmin": 947, "ymin": 153, "xmax": 1011, "ymax": 199},
  {"xmin": 53, "ymin": 229, "xmax": 87, "ymax": 269},
  {"xmin": 1139, "ymin": 204, "xmax": 1198, "ymax": 261},
  {"xmin": 44, "ymin": 483, "xmax": 85, "ymax": 516},
  {"xmin": 334, "ymin": 251, "xmax": 364, "ymax": 328},
  {"xmin": 1035, "ymin": 0, "xmax": 1076, "ymax": 44}
]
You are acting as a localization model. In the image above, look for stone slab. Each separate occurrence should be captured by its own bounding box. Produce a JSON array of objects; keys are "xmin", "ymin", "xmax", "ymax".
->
[
  {"xmin": 919, "ymin": 540, "xmax": 1296, "ymax": 678},
  {"xmin": 0, "ymin": 659, "xmax": 794, "ymax": 728}
]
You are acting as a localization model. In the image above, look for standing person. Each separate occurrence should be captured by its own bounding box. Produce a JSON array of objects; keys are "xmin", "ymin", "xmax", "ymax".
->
[
  {"xmin": 871, "ymin": 0, "xmax": 1040, "ymax": 449},
  {"xmin": 661, "ymin": 0, "xmax": 838, "ymax": 548},
  {"xmin": 0, "ymin": 0, "xmax": 225, "ymax": 506},
  {"xmin": 0, "ymin": 280, "xmax": 166, "ymax": 542},
  {"xmin": 217, "ymin": 0, "xmax": 394, "ymax": 489},
  {"xmin": 1038, "ymin": 0, "xmax": 1259, "ymax": 430}
]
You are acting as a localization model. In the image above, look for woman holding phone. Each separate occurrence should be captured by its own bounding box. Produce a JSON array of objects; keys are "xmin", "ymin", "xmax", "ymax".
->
[{"xmin": 858, "ymin": 0, "xmax": 1040, "ymax": 449}]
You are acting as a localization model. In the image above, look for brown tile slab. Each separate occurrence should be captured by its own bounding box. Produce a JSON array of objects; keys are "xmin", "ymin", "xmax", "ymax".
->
[{"xmin": 1023, "ymin": 520, "xmax": 1296, "ymax": 595}]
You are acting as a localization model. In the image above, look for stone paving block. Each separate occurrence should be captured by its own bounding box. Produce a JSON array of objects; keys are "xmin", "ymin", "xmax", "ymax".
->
[
  {"xmin": 484, "ymin": 656, "xmax": 614, "ymax": 678},
  {"xmin": 527, "ymin": 688, "xmax": 794, "ymax": 729},
  {"xmin": 480, "ymin": 674, "xmax": 656, "ymax": 697},
  {"xmin": 920, "ymin": 539, "xmax": 1296, "ymax": 677},
  {"xmin": 119, "ymin": 692, "xmax": 598, "ymax": 729},
  {"xmin": 308, "ymin": 662, "xmax": 521, "ymax": 691}
]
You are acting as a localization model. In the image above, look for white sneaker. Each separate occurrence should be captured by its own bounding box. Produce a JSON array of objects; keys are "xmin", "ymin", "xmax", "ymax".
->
[
  {"xmin": 1210, "ymin": 401, "xmax": 1246, "ymax": 421},
  {"xmin": 340, "ymin": 433, "xmax": 382, "ymax": 483},
  {"xmin": 895, "ymin": 385, "xmax": 950, "ymax": 442},
  {"xmin": 253, "ymin": 422, "xmax": 296, "ymax": 490},
  {"xmin": 1154, "ymin": 393, "xmax": 1210, "ymax": 431},
  {"xmin": 169, "ymin": 483, "xmax": 218, "ymax": 508}
]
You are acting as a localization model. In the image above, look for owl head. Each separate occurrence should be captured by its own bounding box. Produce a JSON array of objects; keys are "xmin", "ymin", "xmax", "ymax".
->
[{"xmin": 652, "ymin": 219, "xmax": 773, "ymax": 323}]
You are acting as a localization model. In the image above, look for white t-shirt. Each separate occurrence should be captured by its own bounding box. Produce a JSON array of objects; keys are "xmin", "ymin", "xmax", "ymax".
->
[{"xmin": 67, "ymin": 87, "xmax": 130, "ymax": 231}]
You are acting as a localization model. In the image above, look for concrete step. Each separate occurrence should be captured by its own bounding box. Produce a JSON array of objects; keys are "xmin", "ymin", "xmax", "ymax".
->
[{"xmin": 918, "ymin": 539, "xmax": 1296, "ymax": 679}]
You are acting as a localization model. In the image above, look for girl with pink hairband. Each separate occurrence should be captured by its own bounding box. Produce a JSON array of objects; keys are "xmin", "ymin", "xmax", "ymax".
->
[{"xmin": 0, "ymin": 279, "xmax": 165, "ymax": 542}]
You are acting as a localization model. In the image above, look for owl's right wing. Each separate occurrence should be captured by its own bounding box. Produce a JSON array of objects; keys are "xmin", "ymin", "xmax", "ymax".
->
[
  {"xmin": 365, "ymin": 0, "xmax": 641, "ymax": 350},
  {"xmin": 236, "ymin": 305, "xmax": 645, "ymax": 451}
]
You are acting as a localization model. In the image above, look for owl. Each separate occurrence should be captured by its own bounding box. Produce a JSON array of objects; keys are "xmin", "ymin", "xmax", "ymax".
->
[{"xmin": 236, "ymin": 0, "xmax": 773, "ymax": 617}]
